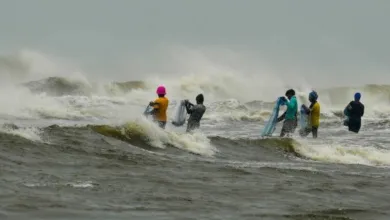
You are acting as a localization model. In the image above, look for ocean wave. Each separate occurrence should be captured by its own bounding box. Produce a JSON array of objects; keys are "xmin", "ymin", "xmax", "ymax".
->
[
  {"xmin": 22, "ymin": 77, "xmax": 93, "ymax": 96},
  {"xmin": 88, "ymin": 118, "xmax": 217, "ymax": 157},
  {"xmin": 3, "ymin": 120, "xmax": 390, "ymax": 169},
  {"xmin": 1, "ymin": 49, "xmax": 389, "ymax": 123},
  {"xmin": 21, "ymin": 77, "xmax": 149, "ymax": 97},
  {"xmin": 14, "ymin": 75, "xmax": 390, "ymax": 120},
  {"xmin": 20, "ymin": 75, "xmax": 390, "ymax": 103}
]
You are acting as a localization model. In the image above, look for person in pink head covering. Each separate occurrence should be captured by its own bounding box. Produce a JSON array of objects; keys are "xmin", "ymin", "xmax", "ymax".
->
[{"xmin": 148, "ymin": 85, "xmax": 169, "ymax": 129}]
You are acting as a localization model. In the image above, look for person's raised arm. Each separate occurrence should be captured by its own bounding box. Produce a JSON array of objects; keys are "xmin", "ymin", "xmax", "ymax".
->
[{"xmin": 184, "ymin": 100, "xmax": 194, "ymax": 114}]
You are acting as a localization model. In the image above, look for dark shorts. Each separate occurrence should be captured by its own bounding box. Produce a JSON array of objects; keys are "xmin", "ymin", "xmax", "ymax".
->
[
  {"xmin": 344, "ymin": 118, "xmax": 361, "ymax": 133},
  {"xmin": 348, "ymin": 123, "xmax": 361, "ymax": 133},
  {"xmin": 280, "ymin": 119, "xmax": 297, "ymax": 137}
]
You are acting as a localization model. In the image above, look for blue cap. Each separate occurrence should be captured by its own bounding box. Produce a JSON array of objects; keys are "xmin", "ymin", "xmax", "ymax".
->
[
  {"xmin": 309, "ymin": 91, "xmax": 318, "ymax": 100},
  {"xmin": 354, "ymin": 92, "xmax": 361, "ymax": 101}
]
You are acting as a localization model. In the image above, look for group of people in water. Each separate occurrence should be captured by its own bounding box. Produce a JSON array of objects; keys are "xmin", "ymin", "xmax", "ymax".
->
[
  {"xmin": 147, "ymin": 85, "xmax": 206, "ymax": 133},
  {"xmin": 276, "ymin": 89, "xmax": 365, "ymax": 138},
  {"xmin": 145, "ymin": 85, "xmax": 365, "ymax": 137}
]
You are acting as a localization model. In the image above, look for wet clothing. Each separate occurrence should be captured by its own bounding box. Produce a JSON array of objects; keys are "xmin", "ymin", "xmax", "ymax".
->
[
  {"xmin": 151, "ymin": 97, "xmax": 169, "ymax": 121},
  {"xmin": 277, "ymin": 95, "xmax": 298, "ymax": 137},
  {"xmin": 284, "ymin": 96, "xmax": 298, "ymax": 120},
  {"xmin": 309, "ymin": 102, "xmax": 320, "ymax": 127},
  {"xmin": 344, "ymin": 101, "xmax": 364, "ymax": 133},
  {"xmin": 300, "ymin": 101, "xmax": 320, "ymax": 138},
  {"xmin": 150, "ymin": 96, "xmax": 169, "ymax": 129},
  {"xmin": 185, "ymin": 102, "xmax": 206, "ymax": 132},
  {"xmin": 280, "ymin": 119, "xmax": 297, "ymax": 137}
]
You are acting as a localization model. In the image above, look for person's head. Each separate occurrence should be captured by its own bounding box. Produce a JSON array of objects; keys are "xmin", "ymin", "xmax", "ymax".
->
[
  {"xmin": 308, "ymin": 90, "xmax": 318, "ymax": 103},
  {"xmin": 196, "ymin": 93, "xmax": 204, "ymax": 104},
  {"xmin": 156, "ymin": 85, "xmax": 166, "ymax": 97},
  {"xmin": 285, "ymin": 89, "xmax": 295, "ymax": 100},
  {"xmin": 354, "ymin": 92, "xmax": 361, "ymax": 101}
]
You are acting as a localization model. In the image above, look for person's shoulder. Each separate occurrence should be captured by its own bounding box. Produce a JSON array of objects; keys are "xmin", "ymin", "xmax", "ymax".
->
[
  {"xmin": 195, "ymin": 104, "xmax": 206, "ymax": 110},
  {"xmin": 156, "ymin": 97, "xmax": 168, "ymax": 102},
  {"xmin": 291, "ymin": 96, "xmax": 298, "ymax": 103}
]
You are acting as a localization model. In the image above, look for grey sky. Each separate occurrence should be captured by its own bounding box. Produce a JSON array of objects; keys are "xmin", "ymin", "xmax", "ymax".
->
[{"xmin": 1, "ymin": 0, "xmax": 389, "ymax": 86}]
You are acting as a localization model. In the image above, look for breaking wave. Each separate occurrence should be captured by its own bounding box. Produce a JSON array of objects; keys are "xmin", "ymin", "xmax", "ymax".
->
[{"xmin": 2, "ymin": 120, "xmax": 390, "ymax": 167}]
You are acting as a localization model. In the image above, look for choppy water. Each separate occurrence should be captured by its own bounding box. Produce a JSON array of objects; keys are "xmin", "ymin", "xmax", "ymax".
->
[
  {"xmin": 2, "ymin": 117, "xmax": 390, "ymax": 220},
  {"xmin": 1, "ymin": 56, "xmax": 390, "ymax": 219}
]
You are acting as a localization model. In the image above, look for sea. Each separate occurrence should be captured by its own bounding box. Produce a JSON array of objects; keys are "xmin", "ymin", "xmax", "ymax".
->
[{"xmin": 1, "ymin": 50, "xmax": 390, "ymax": 220}]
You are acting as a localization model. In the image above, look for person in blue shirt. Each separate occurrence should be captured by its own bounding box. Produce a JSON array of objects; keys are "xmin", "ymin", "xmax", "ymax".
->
[{"xmin": 277, "ymin": 89, "xmax": 298, "ymax": 137}]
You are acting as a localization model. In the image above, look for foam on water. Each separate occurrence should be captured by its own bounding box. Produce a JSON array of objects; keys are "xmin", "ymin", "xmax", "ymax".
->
[{"xmin": 1, "ymin": 48, "xmax": 390, "ymax": 167}]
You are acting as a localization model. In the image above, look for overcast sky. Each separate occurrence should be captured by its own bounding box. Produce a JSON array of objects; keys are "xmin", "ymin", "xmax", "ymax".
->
[{"xmin": 1, "ymin": 0, "xmax": 389, "ymax": 86}]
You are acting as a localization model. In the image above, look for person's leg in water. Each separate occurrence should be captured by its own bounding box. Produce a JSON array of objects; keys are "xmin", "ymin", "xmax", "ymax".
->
[
  {"xmin": 299, "ymin": 127, "xmax": 311, "ymax": 137},
  {"xmin": 151, "ymin": 119, "xmax": 166, "ymax": 129},
  {"xmin": 280, "ymin": 121, "xmax": 287, "ymax": 137},
  {"xmin": 299, "ymin": 126, "xmax": 318, "ymax": 138},
  {"xmin": 186, "ymin": 121, "xmax": 200, "ymax": 133},
  {"xmin": 158, "ymin": 121, "xmax": 167, "ymax": 129},
  {"xmin": 280, "ymin": 119, "xmax": 295, "ymax": 137},
  {"xmin": 311, "ymin": 126, "xmax": 318, "ymax": 138},
  {"xmin": 348, "ymin": 121, "xmax": 361, "ymax": 133}
]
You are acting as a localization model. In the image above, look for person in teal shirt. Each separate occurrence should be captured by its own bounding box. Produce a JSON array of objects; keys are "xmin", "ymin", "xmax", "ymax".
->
[{"xmin": 277, "ymin": 89, "xmax": 298, "ymax": 137}]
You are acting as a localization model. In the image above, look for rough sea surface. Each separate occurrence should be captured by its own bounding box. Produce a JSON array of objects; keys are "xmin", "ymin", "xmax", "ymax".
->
[{"xmin": 1, "ymin": 76, "xmax": 390, "ymax": 220}]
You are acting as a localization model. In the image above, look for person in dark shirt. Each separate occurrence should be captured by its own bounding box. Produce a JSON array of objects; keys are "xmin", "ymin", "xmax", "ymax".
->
[
  {"xmin": 344, "ymin": 92, "xmax": 364, "ymax": 133},
  {"xmin": 184, "ymin": 94, "xmax": 206, "ymax": 132}
]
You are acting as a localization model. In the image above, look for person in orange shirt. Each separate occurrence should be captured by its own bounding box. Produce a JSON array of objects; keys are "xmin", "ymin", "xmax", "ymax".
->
[{"xmin": 148, "ymin": 85, "xmax": 169, "ymax": 129}]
